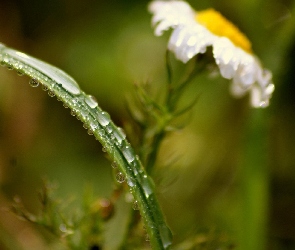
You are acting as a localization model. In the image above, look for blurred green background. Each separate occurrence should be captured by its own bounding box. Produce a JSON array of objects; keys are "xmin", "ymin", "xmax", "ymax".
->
[{"xmin": 0, "ymin": 0, "xmax": 295, "ymax": 249}]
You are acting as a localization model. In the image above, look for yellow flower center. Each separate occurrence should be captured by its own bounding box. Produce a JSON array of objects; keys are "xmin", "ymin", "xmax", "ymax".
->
[{"xmin": 196, "ymin": 9, "xmax": 252, "ymax": 53}]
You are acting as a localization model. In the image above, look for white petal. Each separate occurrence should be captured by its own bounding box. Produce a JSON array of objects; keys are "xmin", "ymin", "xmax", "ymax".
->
[
  {"xmin": 148, "ymin": 1, "xmax": 196, "ymax": 36},
  {"xmin": 265, "ymin": 83, "xmax": 275, "ymax": 95},
  {"xmin": 154, "ymin": 20, "xmax": 173, "ymax": 36},
  {"xmin": 250, "ymin": 86, "xmax": 264, "ymax": 108},
  {"xmin": 257, "ymin": 68, "xmax": 273, "ymax": 88},
  {"xmin": 219, "ymin": 62, "xmax": 236, "ymax": 79},
  {"xmin": 230, "ymin": 80, "xmax": 249, "ymax": 97}
]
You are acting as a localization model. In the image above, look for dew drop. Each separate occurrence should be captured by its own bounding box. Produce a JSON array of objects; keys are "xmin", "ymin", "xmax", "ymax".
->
[
  {"xmin": 4, "ymin": 48, "xmax": 81, "ymax": 95},
  {"xmin": 70, "ymin": 110, "xmax": 76, "ymax": 116},
  {"xmin": 83, "ymin": 124, "xmax": 88, "ymax": 129},
  {"xmin": 113, "ymin": 127, "xmax": 126, "ymax": 144},
  {"xmin": 159, "ymin": 224, "xmax": 173, "ymax": 249},
  {"xmin": 70, "ymin": 98, "xmax": 79, "ymax": 107},
  {"xmin": 29, "ymin": 78, "xmax": 39, "ymax": 87},
  {"xmin": 85, "ymin": 95, "xmax": 98, "ymax": 109},
  {"xmin": 17, "ymin": 71, "xmax": 24, "ymax": 76},
  {"xmin": 106, "ymin": 125, "xmax": 113, "ymax": 134},
  {"xmin": 79, "ymin": 107, "xmax": 88, "ymax": 119},
  {"xmin": 15, "ymin": 62, "xmax": 24, "ymax": 70},
  {"xmin": 63, "ymin": 104, "xmax": 69, "ymax": 108},
  {"xmin": 89, "ymin": 122, "xmax": 98, "ymax": 131},
  {"xmin": 42, "ymin": 85, "xmax": 48, "ymax": 91},
  {"xmin": 141, "ymin": 176, "xmax": 154, "ymax": 198},
  {"xmin": 2, "ymin": 56, "xmax": 8, "ymax": 65},
  {"xmin": 122, "ymin": 145, "xmax": 135, "ymax": 163},
  {"xmin": 7, "ymin": 65, "xmax": 13, "ymax": 70},
  {"xmin": 127, "ymin": 177, "xmax": 136, "ymax": 187},
  {"xmin": 111, "ymin": 162, "xmax": 118, "ymax": 168},
  {"xmin": 98, "ymin": 130, "xmax": 106, "ymax": 138},
  {"xmin": 133, "ymin": 167, "xmax": 139, "ymax": 176},
  {"xmin": 87, "ymin": 129, "xmax": 93, "ymax": 135},
  {"xmin": 132, "ymin": 200, "xmax": 139, "ymax": 210},
  {"xmin": 48, "ymin": 91, "xmax": 55, "ymax": 97},
  {"xmin": 102, "ymin": 147, "xmax": 107, "ymax": 153},
  {"xmin": 97, "ymin": 111, "xmax": 111, "ymax": 126},
  {"xmin": 116, "ymin": 172, "xmax": 125, "ymax": 183}
]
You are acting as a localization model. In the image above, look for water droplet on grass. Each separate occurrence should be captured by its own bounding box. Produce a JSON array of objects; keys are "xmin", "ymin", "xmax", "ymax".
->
[
  {"xmin": 141, "ymin": 176, "xmax": 154, "ymax": 198},
  {"xmin": 132, "ymin": 200, "xmax": 139, "ymax": 210},
  {"xmin": 85, "ymin": 95, "xmax": 98, "ymax": 109},
  {"xmin": 4, "ymin": 48, "xmax": 81, "ymax": 95},
  {"xmin": 116, "ymin": 172, "xmax": 125, "ymax": 183},
  {"xmin": 48, "ymin": 91, "xmax": 55, "ymax": 97},
  {"xmin": 42, "ymin": 85, "xmax": 48, "ymax": 91},
  {"xmin": 89, "ymin": 121, "xmax": 98, "ymax": 131},
  {"xmin": 159, "ymin": 224, "xmax": 173, "ymax": 249},
  {"xmin": 29, "ymin": 78, "xmax": 39, "ymax": 87},
  {"xmin": 105, "ymin": 125, "xmax": 113, "ymax": 134},
  {"xmin": 122, "ymin": 145, "xmax": 135, "ymax": 163},
  {"xmin": 127, "ymin": 177, "xmax": 136, "ymax": 187},
  {"xmin": 111, "ymin": 162, "xmax": 118, "ymax": 168},
  {"xmin": 114, "ymin": 127, "xmax": 126, "ymax": 144},
  {"xmin": 97, "ymin": 111, "xmax": 111, "ymax": 126}
]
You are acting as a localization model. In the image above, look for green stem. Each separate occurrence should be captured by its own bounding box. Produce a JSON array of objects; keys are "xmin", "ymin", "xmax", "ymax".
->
[
  {"xmin": 166, "ymin": 56, "xmax": 206, "ymax": 112},
  {"xmin": 145, "ymin": 131, "xmax": 166, "ymax": 174},
  {"xmin": 145, "ymin": 54, "xmax": 207, "ymax": 175},
  {"xmin": 0, "ymin": 43, "xmax": 172, "ymax": 250},
  {"xmin": 239, "ymin": 108, "xmax": 270, "ymax": 250},
  {"xmin": 165, "ymin": 50, "xmax": 173, "ymax": 86}
]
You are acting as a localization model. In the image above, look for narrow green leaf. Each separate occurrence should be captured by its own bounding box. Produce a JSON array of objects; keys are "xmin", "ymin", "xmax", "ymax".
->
[{"xmin": 0, "ymin": 43, "xmax": 172, "ymax": 250}]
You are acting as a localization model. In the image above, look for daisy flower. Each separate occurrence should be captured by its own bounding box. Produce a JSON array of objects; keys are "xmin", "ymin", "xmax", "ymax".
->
[{"xmin": 148, "ymin": 0, "xmax": 275, "ymax": 108}]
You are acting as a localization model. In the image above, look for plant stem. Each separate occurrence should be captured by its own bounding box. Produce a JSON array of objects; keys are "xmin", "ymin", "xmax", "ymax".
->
[
  {"xmin": 145, "ymin": 130, "xmax": 166, "ymax": 174},
  {"xmin": 239, "ymin": 108, "xmax": 270, "ymax": 250}
]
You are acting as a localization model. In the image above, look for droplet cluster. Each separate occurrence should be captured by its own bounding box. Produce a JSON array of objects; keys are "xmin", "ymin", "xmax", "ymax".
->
[
  {"xmin": 115, "ymin": 172, "xmax": 125, "ymax": 183},
  {"xmin": 0, "ymin": 46, "xmax": 140, "ymax": 184}
]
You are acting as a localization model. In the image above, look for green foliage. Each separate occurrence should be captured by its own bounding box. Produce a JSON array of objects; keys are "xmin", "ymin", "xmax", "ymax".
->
[{"xmin": 10, "ymin": 181, "xmax": 112, "ymax": 249}]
